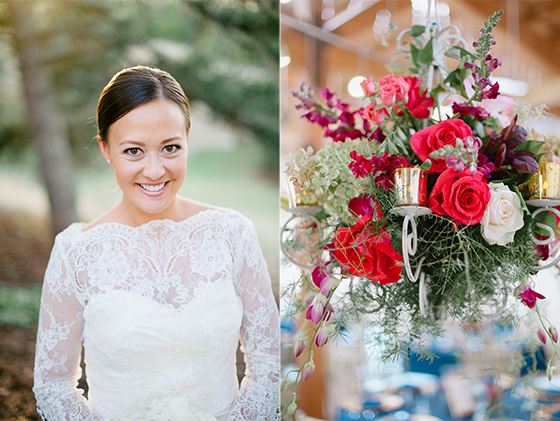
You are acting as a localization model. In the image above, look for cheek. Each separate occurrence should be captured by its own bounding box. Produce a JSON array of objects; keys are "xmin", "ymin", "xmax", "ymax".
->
[
  {"xmin": 168, "ymin": 156, "xmax": 188, "ymax": 176},
  {"xmin": 112, "ymin": 160, "xmax": 139, "ymax": 184}
]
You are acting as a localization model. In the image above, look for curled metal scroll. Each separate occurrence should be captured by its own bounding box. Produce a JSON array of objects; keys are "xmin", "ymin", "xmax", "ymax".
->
[
  {"xmin": 280, "ymin": 206, "xmax": 323, "ymax": 270},
  {"xmin": 392, "ymin": 206, "xmax": 432, "ymax": 316},
  {"xmin": 528, "ymin": 205, "xmax": 560, "ymax": 271}
]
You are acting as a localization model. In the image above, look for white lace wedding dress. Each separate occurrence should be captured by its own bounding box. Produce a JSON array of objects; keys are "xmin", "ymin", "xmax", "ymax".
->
[{"xmin": 33, "ymin": 209, "xmax": 279, "ymax": 420}]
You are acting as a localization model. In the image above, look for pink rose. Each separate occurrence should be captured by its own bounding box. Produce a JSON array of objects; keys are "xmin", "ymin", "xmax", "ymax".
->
[
  {"xmin": 378, "ymin": 74, "xmax": 409, "ymax": 107},
  {"xmin": 427, "ymin": 168, "xmax": 490, "ymax": 226},
  {"xmin": 411, "ymin": 119, "xmax": 473, "ymax": 173},
  {"xmin": 363, "ymin": 103, "xmax": 388, "ymax": 125},
  {"xmin": 360, "ymin": 78, "xmax": 376, "ymax": 97}
]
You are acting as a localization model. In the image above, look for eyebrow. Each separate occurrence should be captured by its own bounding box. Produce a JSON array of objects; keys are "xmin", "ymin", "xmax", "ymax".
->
[{"xmin": 120, "ymin": 137, "xmax": 184, "ymax": 147}]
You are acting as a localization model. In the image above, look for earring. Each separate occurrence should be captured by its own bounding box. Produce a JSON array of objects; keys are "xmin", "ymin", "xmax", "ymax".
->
[{"xmin": 107, "ymin": 159, "xmax": 111, "ymax": 164}]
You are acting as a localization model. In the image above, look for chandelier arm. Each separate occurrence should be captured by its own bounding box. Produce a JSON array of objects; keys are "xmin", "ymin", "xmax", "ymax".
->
[
  {"xmin": 419, "ymin": 272, "xmax": 428, "ymax": 316},
  {"xmin": 402, "ymin": 213, "xmax": 419, "ymax": 282},
  {"xmin": 529, "ymin": 207, "xmax": 560, "ymax": 271}
]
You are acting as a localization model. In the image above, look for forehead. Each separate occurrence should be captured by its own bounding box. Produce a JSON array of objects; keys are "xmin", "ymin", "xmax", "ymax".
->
[{"xmin": 107, "ymin": 99, "xmax": 188, "ymax": 145}]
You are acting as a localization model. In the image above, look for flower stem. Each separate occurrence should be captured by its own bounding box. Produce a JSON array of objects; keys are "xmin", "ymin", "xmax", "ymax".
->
[{"xmin": 280, "ymin": 287, "xmax": 338, "ymax": 417}]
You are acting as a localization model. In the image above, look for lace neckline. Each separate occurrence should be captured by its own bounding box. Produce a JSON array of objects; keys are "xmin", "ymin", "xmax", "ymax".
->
[{"xmin": 75, "ymin": 208, "xmax": 227, "ymax": 236}]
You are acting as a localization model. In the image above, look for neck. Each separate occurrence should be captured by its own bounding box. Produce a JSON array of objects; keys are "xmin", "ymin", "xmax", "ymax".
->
[{"xmin": 116, "ymin": 197, "xmax": 181, "ymax": 227}]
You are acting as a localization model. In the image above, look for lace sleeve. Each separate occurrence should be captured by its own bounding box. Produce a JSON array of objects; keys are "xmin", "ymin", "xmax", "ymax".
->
[
  {"xmin": 227, "ymin": 220, "xmax": 280, "ymax": 420},
  {"xmin": 33, "ymin": 234, "xmax": 101, "ymax": 420}
]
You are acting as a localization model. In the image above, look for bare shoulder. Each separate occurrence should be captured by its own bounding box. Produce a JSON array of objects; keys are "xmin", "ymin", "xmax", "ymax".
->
[
  {"xmin": 81, "ymin": 207, "xmax": 123, "ymax": 232},
  {"xmin": 175, "ymin": 196, "xmax": 225, "ymax": 219}
]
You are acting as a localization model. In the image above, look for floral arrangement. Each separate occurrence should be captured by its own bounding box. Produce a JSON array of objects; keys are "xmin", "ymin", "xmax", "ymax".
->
[
  {"xmin": 117, "ymin": 396, "xmax": 217, "ymax": 421},
  {"xmin": 282, "ymin": 10, "xmax": 560, "ymax": 416}
]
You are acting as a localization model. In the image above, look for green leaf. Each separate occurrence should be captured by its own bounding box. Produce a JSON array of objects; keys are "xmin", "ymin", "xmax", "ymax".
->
[
  {"xmin": 392, "ymin": 63, "xmax": 403, "ymax": 72},
  {"xmin": 388, "ymin": 22, "xmax": 397, "ymax": 30},
  {"xmin": 515, "ymin": 140, "xmax": 545, "ymax": 156},
  {"xmin": 444, "ymin": 69, "xmax": 465, "ymax": 91},
  {"xmin": 444, "ymin": 46, "xmax": 477, "ymax": 62},
  {"xmin": 533, "ymin": 210, "xmax": 557, "ymax": 237},
  {"xmin": 418, "ymin": 39, "xmax": 434, "ymax": 66},
  {"xmin": 430, "ymin": 84, "xmax": 446, "ymax": 96},
  {"xmin": 410, "ymin": 25, "xmax": 425, "ymax": 38},
  {"xmin": 410, "ymin": 44, "xmax": 419, "ymax": 67},
  {"xmin": 419, "ymin": 159, "xmax": 432, "ymax": 171}
]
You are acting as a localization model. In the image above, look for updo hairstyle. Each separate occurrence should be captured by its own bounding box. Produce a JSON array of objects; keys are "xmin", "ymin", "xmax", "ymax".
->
[{"xmin": 97, "ymin": 66, "xmax": 191, "ymax": 143}]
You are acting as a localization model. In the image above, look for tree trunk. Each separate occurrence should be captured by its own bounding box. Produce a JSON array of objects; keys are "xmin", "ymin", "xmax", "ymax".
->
[{"xmin": 9, "ymin": 1, "xmax": 78, "ymax": 236}]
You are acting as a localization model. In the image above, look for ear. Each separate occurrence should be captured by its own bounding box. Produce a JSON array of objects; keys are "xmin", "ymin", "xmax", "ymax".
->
[{"xmin": 97, "ymin": 136, "xmax": 111, "ymax": 162}]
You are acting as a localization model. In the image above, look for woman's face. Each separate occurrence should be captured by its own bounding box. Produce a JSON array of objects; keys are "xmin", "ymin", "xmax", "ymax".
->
[{"xmin": 99, "ymin": 99, "xmax": 189, "ymax": 221}]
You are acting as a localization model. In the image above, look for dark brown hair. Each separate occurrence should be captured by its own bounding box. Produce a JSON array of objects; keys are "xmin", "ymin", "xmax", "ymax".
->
[{"xmin": 97, "ymin": 66, "xmax": 190, "ymax": 143}]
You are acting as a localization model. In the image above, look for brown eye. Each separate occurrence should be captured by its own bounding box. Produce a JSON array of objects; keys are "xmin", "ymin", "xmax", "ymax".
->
[
  {"xmin": 164, "ymin": 145, "xmax": 179, "ymax": 153},
  {"xmin": 126, "ymin": 148, "xmax": 141, "ymax": 156}
]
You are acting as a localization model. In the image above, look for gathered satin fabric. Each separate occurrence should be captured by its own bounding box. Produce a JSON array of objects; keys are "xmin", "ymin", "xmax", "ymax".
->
[{"xmin": 33, "ymin": 209, "xmax": 279, "ymax": 421}]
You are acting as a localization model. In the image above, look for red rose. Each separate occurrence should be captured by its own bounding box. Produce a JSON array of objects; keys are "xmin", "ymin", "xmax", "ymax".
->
[
  {"xmin": 331, "ymin": 216, "xmax": 403, "ymax": 284},
  {"xmin": 428, "ymin": 168, "xmax": 490, "ymax": 226},
  {"xmin": 411, "ymin": 119, "xmax": 473, "ymax": 173},
  {"xmin": 403, "ymin": 76, "xmax": 434, "ymax": 119}
]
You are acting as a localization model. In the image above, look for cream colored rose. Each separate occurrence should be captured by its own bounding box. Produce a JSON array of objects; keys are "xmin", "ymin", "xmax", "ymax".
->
[{"xmin": 481, "ymin": 182, "xmax": 524, "ymax": 245}]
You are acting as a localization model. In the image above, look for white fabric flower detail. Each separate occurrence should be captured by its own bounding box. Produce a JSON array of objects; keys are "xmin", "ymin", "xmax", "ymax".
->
[
  {"xmin": 118, "ymin": 396, "xmax": 217, "ymax": 421},
  {"xmin": 481, "ymin": 182, "xmax": 524, "ymax": 245}
]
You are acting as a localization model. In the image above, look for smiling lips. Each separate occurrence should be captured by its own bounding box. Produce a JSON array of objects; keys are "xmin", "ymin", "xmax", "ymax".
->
[{"xmin": 138, "ymin": 182, "xmax": 167, "ymax": 193}]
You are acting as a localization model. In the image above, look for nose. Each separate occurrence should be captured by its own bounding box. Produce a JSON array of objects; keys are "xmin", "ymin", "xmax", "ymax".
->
[{"xmin": 142, "ymin": 154, "xmax": 166, "ymax": 180}]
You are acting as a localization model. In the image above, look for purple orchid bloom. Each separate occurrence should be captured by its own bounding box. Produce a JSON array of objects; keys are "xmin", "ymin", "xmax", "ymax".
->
[
  {"xmin": 348, "ymin": 195, "xmax": 375, "ymax": 217},
  {"xmin": 519, "ymin": 285, "xmax": 545, "ymax": 308},
  {"xmin": 315, "ymin": 324, "xmax": 336, "ymax": 347},
  {"xmin": 302, "ymin": 360, "xmax": 315, "ymax": 380}
]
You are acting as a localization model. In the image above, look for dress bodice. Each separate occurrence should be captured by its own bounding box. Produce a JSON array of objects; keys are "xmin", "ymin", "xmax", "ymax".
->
[{"xmin": 33, "ymin": 209, "xmax": 279, "ymax": 421}]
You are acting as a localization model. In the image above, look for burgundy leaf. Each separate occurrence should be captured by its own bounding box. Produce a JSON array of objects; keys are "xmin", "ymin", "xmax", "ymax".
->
[
  {"xmin": 494, "ymin": 143, "xmax": 506, "ymax": 169},
  {"xmin": 500, "ymin": 114, "xmax": 518, "ymax": 142},
  {"xmin": 483, "ymin": 130, "xmax": 502, "ymax": 154},
  {"xmin": 508, "ymin": 150, "xmax": 538, "ymax": 173},
  {"xmin": 503, "ymin": 125, "xmax": 528, "ymax": 150}
]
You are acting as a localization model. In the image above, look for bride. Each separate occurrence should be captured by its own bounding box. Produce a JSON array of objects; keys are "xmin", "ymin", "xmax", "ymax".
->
[{"xmin": 32, "ymin": 66, "xmax": 279, "ymax": 420}]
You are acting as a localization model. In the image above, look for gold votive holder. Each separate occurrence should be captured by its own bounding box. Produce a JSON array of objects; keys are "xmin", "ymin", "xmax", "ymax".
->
[
  {"xmin": 295, "ymin": 190, "xmax": 319, "ymax": 207},
  {"xmin": 393, "ymin": 167, "xmax": 428, "ymax": 206},
  {"xmin": 528, "ymin": 162, "xmax": 560, "ymax": 200}
]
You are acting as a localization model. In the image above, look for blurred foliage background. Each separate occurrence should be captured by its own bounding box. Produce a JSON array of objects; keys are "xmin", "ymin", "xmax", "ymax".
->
[
  {"xmin": 0, "ymin": 1, "xmax": 279, "ymax": 417},
  {"xmin": 0, "ymin": 0, "xmax": 279, "ymax": 169}
]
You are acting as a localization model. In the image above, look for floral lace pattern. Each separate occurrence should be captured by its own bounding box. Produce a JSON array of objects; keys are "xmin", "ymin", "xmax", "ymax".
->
[{"xmin": 33, "ymin": 209, "xmax": 279, "ymax": 421}]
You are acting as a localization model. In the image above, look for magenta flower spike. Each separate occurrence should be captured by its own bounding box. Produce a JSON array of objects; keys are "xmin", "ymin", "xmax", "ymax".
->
[
  {"xmin": 302, "ymin": 360, "xmax": 315, "ymax": 381},
  {"xmin": 538, "ymin": 328, "xmax": 548, "ymax": 345},
  {"xmin": 293, "ymin": 332, "xmax": 309, "ymax": 358},
  {"xmin": 519, "ymin": 285, "xmax": 545, "ymax": 308},
  {"xmin": 315, "ymin": 324, "xmax": 336, "ymax": 347},
  {"xmin": 550, "ymin": 327, "xmax": 559, "ymax": 344},
  {"xmin": 306, "ymin": 294, "xmax": 327, "ymax": 325}
]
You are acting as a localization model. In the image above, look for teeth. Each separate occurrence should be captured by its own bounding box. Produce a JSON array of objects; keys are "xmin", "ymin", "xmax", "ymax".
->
[{"xmin": 140, "ymin": 182, "xmax": 166, "ymax": 192}]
